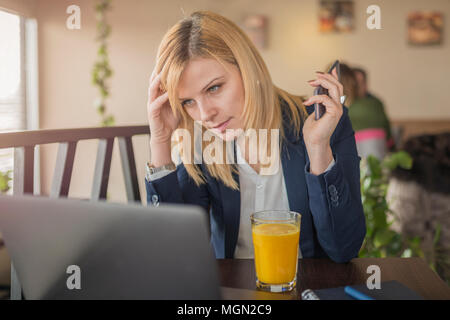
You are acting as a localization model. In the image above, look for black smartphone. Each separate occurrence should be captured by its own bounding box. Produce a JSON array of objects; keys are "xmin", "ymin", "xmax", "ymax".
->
[{"xmin": 314, "ymin": 60, "xmax": 340, "ymax": 120}]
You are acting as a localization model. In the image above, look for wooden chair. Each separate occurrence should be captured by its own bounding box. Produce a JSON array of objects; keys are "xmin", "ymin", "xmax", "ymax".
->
[{"xmin": 0, "ymin": 125, "xmax": 150, "ymax": 299}]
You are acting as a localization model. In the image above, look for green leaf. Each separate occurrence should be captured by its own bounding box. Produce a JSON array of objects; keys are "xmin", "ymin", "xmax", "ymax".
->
[
  {"xmin": 367, "ymin": 155, "xmax": 382, "ymax": 178},
  {"xmin": 374, "ymin": 229, "xmax": 396, "ymax": 248},
  {"xmin": 401, "ymin": 248, "xmax": 412, "ymax": 258},
  {"xmin": 373, "ymin": 207, "xmax": 388, "ymax": 229},
  {"xmin": 363, "ymin": 176, "xmax": 372, "ymax": 191},
  {"xmin": 97, "ymin": 105, "xmax": 105, "ymax": 115},
  {"xmin": 100, "ymin": 87, "xmax": 109, "ymax": 98},
  {"xmin": 102, "ymin": 115, "xmax": 115, "ymax": 127},
  {"xmin": 0, "ymin": 170, "xmax": 12, "ymax": 193},
  {"xmin": 433, "ymin": 223, "xmax": 442, "ymax": 247},
  {"xmin": 383, "ymin": 151, "xmax": 413, "ymax": 171},
  {"xmin": 386, "ymin": 234, "xmax": 403, "ymax": 255},
  {"xmin": 395, "ymin": 151, "xmax": 413, "ymax": 169}
]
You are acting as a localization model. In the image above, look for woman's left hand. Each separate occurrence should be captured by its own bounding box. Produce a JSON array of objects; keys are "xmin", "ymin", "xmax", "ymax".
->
[{"xmin": 302, "ymin": 68, "xmax": 344, "ymax": 175}]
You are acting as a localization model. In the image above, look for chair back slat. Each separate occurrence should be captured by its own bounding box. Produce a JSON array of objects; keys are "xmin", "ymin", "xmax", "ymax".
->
[
  {"xmin": 11, "ymin": 146, "xmax": 34, "ymax": 300},
  {"xmin": 91, "ymin": 138, "xmax": 115, "ymax": 201},
  {"xmin": 118, "ymin": 136, "xmax": 141, "ymax": 203},
  {"xmin": 10, "ymin": 266, "xmax": 21, "ymax": 300},
  {"xmin": 13, "ymin": 146, "xmax": 35, "ymax": 195},
  {"xmin": 50, "ymin": 142, "xmax": 77, "ymax": 198}
]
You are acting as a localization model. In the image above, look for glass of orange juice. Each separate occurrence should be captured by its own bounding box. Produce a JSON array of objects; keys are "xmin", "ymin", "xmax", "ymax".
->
[{"xmin": 251, "ymin": 210, "xmax": 301, "ymax": 292}]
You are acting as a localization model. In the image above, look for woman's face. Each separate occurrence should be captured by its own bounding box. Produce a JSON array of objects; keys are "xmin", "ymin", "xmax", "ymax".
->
[{"xmin": 177, "ymin": 57, "xmax": 245, "ymax": 141}]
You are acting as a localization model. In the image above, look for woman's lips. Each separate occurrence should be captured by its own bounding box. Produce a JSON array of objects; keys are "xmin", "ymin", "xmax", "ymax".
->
[{"xmin": 212, "ymin": 118, "xmax": 231, "ymax": 133}]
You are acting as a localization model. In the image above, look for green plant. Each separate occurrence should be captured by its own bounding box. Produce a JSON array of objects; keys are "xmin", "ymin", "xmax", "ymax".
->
[
  {"xmin": 432, "ymin": 223, "xmax": 450, "ymax": 285},
  {"xmin": 359, "ymin": 152, "xmax": 447, "ymax": 283},
  {"xmin": 92, "ymin": 0, "xmax": 115, "ymax": 127},
  {"xmin": 0, "ymin": 170, "xmax": 11, "ymax": 194},
  {"xmin": 359, "ymin": 151, "xmax": 424, "ymax": 259}
]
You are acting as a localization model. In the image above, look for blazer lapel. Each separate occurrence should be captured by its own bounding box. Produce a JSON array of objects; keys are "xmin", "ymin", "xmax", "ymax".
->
[{"xmin": 281, "ymin": 142, "xmax": 309, "ymax": 215}]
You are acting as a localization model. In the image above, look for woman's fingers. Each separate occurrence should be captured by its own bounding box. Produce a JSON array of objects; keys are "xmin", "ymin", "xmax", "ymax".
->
[
  {"xmin": 331, "ymin": 68, "xmax": 339, "ymax": 82},
  {"xmin": 153, "ymin": 91, "xmax": 169, "ymax": 106},
  {"xmin": 150, "ymin": 69, "xmax": 156, "ymax": 83},
  {"xmin": 147, "ymin": 71, "xmax": 169, "ymax": 118},
  {"xmin": 308, "ymin": 74, "xmax": 342, "ymax": 104},
  {"xmin": 304, "ymin": 94, "xmax": 335, "ymax": 107},
  {"xmin": 319, "ymin": 72, "xmax": 344, "ymax": 97},
  {"xmin": 303, "ymin": 94, "xmax": 342, "ymax": 118},
  {"xmin": 148, "ymin": 73, "xmax": 162, "ymax": 103},
  {"xmin": 150, "ymin": 64, "xmax": 160, "ymax": 82},
  {"xmin": 147, "ymin": 91, "xmax": 169, "ymax": 121},
  {"xmin": 149, "ymin": 90, "xmax": 168, "ymax": 112}
]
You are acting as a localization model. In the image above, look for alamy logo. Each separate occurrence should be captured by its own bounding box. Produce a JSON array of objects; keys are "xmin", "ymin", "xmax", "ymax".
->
[
  {"xmin": 366, "ymin": 265, "xmax": 381, "ymax": 289},
  {"xmin": 171, "ymin": 125, "xmax": 281, "ymax": 175},
  {"xmin": 366, "ymin": 5, "xmax": 381, "ymax": 30},
  {"xmin": 66, "ymin": 5, "xmax": 81, "ymax": 30},
  {"xmin": 66, "ymin": 265, "xmax": 81, "ymax": 290}
]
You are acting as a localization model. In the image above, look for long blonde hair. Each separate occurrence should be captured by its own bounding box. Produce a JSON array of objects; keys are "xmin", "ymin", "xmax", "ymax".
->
[{"xmin": 155, "ymin": 11, "xmax": 306, "ymax": 190}]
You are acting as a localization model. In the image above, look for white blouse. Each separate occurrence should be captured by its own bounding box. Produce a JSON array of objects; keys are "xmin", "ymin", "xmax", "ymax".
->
[{"xmin": 233, "ymin": 142, "xmax": 301, "ymax": 259}]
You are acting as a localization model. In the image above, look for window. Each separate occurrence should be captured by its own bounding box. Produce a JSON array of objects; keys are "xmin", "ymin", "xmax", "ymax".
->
[{"xmin": 0, "ymin": 9, "xmax": 39, "ymax": 194}]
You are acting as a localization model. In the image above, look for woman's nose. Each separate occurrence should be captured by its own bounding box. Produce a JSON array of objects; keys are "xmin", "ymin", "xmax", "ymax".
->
[{"xmin": 198, "ymin": 101, "xmax": 217, "ymax": 122}]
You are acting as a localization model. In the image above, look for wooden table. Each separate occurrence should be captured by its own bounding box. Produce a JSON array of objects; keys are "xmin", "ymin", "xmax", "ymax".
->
[{"xmin": 218, "ymin": 258, "xmax": 450, "ymax": 300}]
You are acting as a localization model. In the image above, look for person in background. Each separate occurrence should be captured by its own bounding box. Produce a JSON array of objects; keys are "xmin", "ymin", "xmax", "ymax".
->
[
  {"xmin": 334, "ymin": 63, "xmax": 385, "ymax": 159},
  {"xmin": 352, "ymin": 67, "xmax": 394, "ymax": 153},
  {"xmin": 353, "ymin": 68, "xmax": 376, "ymax": 100},
  {"xmin": 337, "ymin": 64, "xmax": 392, "ymax": 159}
]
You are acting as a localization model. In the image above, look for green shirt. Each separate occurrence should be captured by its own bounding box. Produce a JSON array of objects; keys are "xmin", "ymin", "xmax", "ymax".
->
[{"xmin": 348, "ymin": 96, "xmax": 392, "ymax": 141}]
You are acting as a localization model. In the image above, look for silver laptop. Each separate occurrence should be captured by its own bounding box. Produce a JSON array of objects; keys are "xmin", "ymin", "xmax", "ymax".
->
[{"xmin": 0, "ymin": 195, "xmax": 221, "ymax": 300}]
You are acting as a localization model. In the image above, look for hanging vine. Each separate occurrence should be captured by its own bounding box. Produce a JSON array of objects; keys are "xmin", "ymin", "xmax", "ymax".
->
[{"xmin": 92, "ymin": 0, "xmax": 115, "ymax": 126}]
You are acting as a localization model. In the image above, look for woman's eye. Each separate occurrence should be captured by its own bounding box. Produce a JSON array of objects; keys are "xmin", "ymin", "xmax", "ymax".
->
[
  {"xmin": 181, "ymin": 84, "xmax": 221, "ymax": 107},
  {"xmin": 208, "ymin": 84, "xmax": 221, "ymax": 93},
  {"xmin": 182, "ymin": 99, "xmax": 193, "ymax": 107}
]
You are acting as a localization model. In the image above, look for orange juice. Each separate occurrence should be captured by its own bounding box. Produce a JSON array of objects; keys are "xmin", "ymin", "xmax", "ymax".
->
[{"xmin": 252, "ymin": 223, "xmax": 300, "ymax": 284}]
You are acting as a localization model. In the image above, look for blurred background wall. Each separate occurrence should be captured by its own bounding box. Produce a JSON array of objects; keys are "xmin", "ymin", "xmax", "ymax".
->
[{"xmin": 1, "ymin": 0, "xmax": 449, "ymax": 203}]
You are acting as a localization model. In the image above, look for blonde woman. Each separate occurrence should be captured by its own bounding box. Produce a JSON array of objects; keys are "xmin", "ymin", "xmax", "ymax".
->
[{"xmin": 145, "ymin": 11, "xmax": 365, "ymax": 262}]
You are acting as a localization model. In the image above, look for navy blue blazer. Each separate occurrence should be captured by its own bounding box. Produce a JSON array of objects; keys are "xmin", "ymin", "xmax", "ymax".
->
[{"xmin": 145, "ymin": 101, "xmax": 366, "ymax": 263}]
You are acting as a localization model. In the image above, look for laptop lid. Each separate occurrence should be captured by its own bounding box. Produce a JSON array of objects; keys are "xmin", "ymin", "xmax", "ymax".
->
[{"xmin": 0, "ymin": 195, "xmax": 221, "ymax": 300}]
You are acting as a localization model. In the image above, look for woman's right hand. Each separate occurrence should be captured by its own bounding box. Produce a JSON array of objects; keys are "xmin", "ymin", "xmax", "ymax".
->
[{"xmin": 147, "ymin": 69, "xmax": 180, "ymax": 166}]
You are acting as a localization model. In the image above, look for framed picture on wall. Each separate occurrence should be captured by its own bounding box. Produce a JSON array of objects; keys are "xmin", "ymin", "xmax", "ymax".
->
[
  {"xmin": 408, "ymin": 12, "xmax": 444, "ymax": 46},
  {"xmin": 319, "ymin": 0, "xmax": 354, "ymax": 33},
  {"xmin": 242, "ymin": 14, "xmax": 268, "ymax": 50}
]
